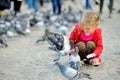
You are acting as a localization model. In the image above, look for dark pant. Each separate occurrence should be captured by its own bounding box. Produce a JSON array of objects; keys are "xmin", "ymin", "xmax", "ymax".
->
[
  {"xmin": 13, "ymin": 0, "xmax": 22, "ymax": 12},
  {"xmin": 85, "ymin": 0, "xmax": 92, "ymax": 10},
  {"xmin": 76, "ymin": 41, "xmax": 96, "ymax": 61},
  {"xmin": 52, "ymin": 0, "xmax": 62, "ymax": 14},
  {"xmin": 99, "ymin": 0, "xmax": 114, "ymax": 14},
  {"xmin": 39, "ymin": 0, "xmax": 44, "ymax": 6},
  {"xmin": 99, "ymin": 0, "xmax": 104, "ymax": 14},
  {"xmin": 10, "ymin": 0, "xmax": 22, "ymax": 15},
  {"xmin": 109, "ymin": 0, "xmax": 114, "ymax": 14}
]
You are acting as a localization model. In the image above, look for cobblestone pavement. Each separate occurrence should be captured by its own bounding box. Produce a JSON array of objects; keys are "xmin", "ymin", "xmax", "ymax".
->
[{"xmin": 0, "ymin": 0, "xmax": 120, "ymax": 80}]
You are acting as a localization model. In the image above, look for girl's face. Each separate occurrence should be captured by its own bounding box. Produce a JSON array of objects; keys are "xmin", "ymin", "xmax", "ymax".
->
[
  {"xmin": 82, "ymin": 23, "xmax": 95, "ymax": 33},
  {"xmin": 83, "ymin": 27, "xmax": 93, "ymax": 33}
]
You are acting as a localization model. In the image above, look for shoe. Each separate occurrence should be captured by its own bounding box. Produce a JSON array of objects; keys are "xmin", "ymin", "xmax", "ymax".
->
[
  {"xmin": 108, "ymin": 13, "xmax": 112, "ymax": 18},
  {"xmin": 89, "ymin": 57, "xmax": 101, "ymax": 66}
]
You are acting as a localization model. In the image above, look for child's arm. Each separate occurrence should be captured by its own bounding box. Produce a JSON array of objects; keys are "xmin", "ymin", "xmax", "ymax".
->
[
  {"xmin": 69, "ymin": 24, "xmax": 80, "ymax": 49},
  {"xmin": 93, "ymin": 28, "xmax": 103, "ymax": 57},
  {"xmin": 69, "ymin": 40, "xmax": 75, "ymax": 49},
  {"xmin": 87, "ymin": 28, "xmax": 103, "ymax": 58}
]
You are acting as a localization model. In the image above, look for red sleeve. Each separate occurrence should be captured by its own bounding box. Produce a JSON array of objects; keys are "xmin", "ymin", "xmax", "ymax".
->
[
  {"xmin": 69, "ymin": 24, "xmax": 80, "ymax": 41},
  {"xmin": 93, "ymin": 28, "xmax": 103, "ymax": 57},
  {"xmin": 69, "ymin": 27, "xmax": 76, "ymax": 41}
]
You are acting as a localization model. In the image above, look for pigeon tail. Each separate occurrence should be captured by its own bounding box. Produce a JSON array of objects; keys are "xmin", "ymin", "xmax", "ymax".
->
[
  {"xmin": 36, "ymin": 36, "xmax": 46, "ymax": 43},
  {"xmin": 78, "ymin": 72, "xmax": 92, "ymax": 79}
]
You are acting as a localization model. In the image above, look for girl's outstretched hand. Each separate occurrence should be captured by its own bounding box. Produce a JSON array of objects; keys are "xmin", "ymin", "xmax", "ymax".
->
[{"xmin": 86, "ymin": 53, "xmax": 96, "ymax": 59}]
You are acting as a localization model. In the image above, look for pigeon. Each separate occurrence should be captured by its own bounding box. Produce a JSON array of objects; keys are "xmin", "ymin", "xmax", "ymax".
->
[
  {"xmin": 5, "ymin": 30, "xmax": 16, "ymax": 38},
  {"xmin": 58, "ymin": 26, "xmax": 67, "ymax": 35},
  {"xmin": 93, "ymin": 0, "xmax": 100, "ymax": 5},
  {"xmin": 53, "ymin": 35, "xmax": 70, "ymax": 61},
  {"xmin": 35, "ymin": 21, "xmax": 44, "ymax": 28},
  {"xmin": 0, "ymin": 36, "xmax": 8, "ymax": 47},
  {"xmin": 53, "ymin": 48, "xmax": 71, "ymax": 61},
  {"xmin": 30, "ymin": 18, "xmax": 39, "ymax": 27},
  {"xmin": 55, "ymin": 62, "xmax": 92, "ymax": 80},
  {"xmin": 36, "ymin": 35, "xmax": 46, "ymax": 43},
  {"xmin": 13, "ymin": 22, "xmax": 26, "ymax": 36},
  {"xmin": 36, "ymin": 32, "xmax": 64, "ymax": 51},
  {"xmin": 69, "ymin": 46, "xmax": 81, "ymax": 71},
  {"xmin": 35, "ymin": 24, "xmax": 50, "ymax": 43},
  {"xmin": 117, "ymin": 9, "xmax": 120, "ymax": 13},
  {"xmin": 45, "ymin": 32, "xmax": 64, "ymax": 51}
]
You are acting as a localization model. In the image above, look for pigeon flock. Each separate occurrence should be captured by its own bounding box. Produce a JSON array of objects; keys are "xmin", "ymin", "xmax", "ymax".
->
[{"xmin": 0, "ymin": 6, "xmax": 92, "ymax": 80}]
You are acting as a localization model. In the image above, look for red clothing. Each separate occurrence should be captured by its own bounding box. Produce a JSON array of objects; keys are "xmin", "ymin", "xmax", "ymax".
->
[
  {"xmin": 80, "ymin": 30, "xmax": 93, "ymax": 43},
  {"xmin": 69, "ymin": 24, "xmax": 103, "ymax": 57}
]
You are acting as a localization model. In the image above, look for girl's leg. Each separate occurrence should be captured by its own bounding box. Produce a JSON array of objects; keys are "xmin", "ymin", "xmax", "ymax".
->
[
  {"xmin": 85, "ymin": 41, "xmax": 96, "ymax": 64},
  {"xmin": 86, "ymin": 41, "xmax": 96, "ymax": 55},
  {"xmin": 86, "ymin": 41, "xmax": 101, "ymax": 66},
  {"xmin": 76, "ymin": 42, "xmax": 87, "ymax": 60}
]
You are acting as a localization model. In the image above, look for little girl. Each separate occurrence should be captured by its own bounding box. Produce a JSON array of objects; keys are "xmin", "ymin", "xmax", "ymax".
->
[{"xmin": 69, "ymin": 10, "xmax": 103, "ymax": 66}]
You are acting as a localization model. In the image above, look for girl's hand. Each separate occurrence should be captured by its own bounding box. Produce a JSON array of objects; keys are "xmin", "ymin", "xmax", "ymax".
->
[{"xmin": 86, "ymin": 53, "xmax": 96, "ymax": 59}]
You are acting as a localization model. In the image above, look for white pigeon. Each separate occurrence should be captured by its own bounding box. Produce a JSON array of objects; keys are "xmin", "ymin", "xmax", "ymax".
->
[
  {"xmin": 24, "ymin": 28, "xmax": 31, "ymax": 34},
  {"xmin": 6, "ymin": 30, "xmax": 15, "ymax": 38},
  {"xmin": 58, "ymin": 26, "xmax": 67, "ymax": 35}
]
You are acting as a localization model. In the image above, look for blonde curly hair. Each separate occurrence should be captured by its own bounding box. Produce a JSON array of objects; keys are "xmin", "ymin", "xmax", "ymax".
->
[{"xmin": 80, "ymin": 10, "xmax": 100, "ymax": 29}]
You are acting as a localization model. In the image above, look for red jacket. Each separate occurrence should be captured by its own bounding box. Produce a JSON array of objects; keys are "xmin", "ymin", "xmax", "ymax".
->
[{"xmin": 69, "ymin": 24, "xmax": 103, "ymax": 57}]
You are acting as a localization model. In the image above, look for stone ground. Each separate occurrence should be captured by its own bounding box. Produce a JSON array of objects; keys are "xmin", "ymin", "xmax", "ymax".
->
[{"xmin": 0, "ymin": 0, "xmax": 120, "ymax": 80}]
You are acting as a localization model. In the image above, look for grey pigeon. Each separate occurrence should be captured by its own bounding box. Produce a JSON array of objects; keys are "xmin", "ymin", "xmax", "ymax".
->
[
  {"xmin": 53, "ymin": 48, "xmax": 71, "ymax": 61},
  {"xmin": 58, "ymin": 26, "xmax": 67, "ymax": 35},
  {"xmin": 0, "ymin": 36, "xmax": 8, "ymax": 47},
  {"xmin": 69, "ymin": 47, "xmax": 81, "ymax": 71},
  {"xmin": 36, "ymin": 32, "xmax": 64, "ymax": 51},
  {"xmin": 55, "ymin": 62, "xmax": 92, "ymax": 80},
  {"xmin": 36, "ymin": 35, "xmax": 46, "ymax": 43},
  {"xmin": 45, "ymin": 32, "xmax": 64, "ymax": 51},
  {"xmin": 53, "ymin": 35, "xmax": 70, "ymax": 61},
  {"xmin": 117, "ymin": 9, "xmax": 120, "ymax": 13},
  {"xmin": 35, "ymin": 24, "xmax": 50, "ymax": 43},
  {"xmin": 13, "ymin": 22, "xmax": 26, "ymax": 36}
]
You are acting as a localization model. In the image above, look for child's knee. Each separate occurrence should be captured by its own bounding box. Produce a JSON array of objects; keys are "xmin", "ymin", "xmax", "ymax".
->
[
  {"xmin": 76, "ymin": 42, "xmax": 86, "ymax": 52},
  {"xmin": 86, "ymin": 41, "xmax": 96, "ymax": 50}
]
